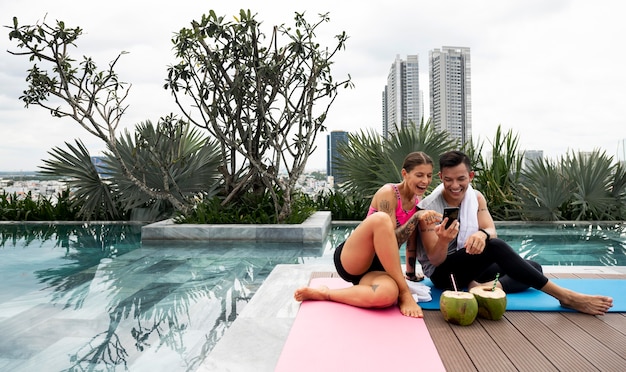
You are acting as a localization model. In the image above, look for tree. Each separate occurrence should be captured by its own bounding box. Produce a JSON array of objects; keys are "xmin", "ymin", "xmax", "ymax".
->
[
  {"xmin": 164, "ymin": 9, "xmax": 352, "ymax": 223},
  {"xmin": 466, "ymin": 125, "xmax": 525, "ymax": 220},
  {"xmin": 516, "ymin": 157, "xmax": 570, "ymax": 221},
  {"xmin": 503, "ymin": 148, "xmax": 625, "ymax": 221},
  {"xmin": 335, "ymin": 121, "xmax": 457, "ymax": 200},
  {"xmin": 39, "ymin": 117, "xmax": 222, "ymax": 221},
  {"xmin": 7, "ymin": 16, "xmax": 216, "ymax": 217}
]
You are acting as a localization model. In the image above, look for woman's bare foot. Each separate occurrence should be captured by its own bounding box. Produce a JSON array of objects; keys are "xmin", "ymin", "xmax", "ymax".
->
[
  {"xmin": 398, "ymin": 291, "xmax": 423, "ymax": 318},
  {"xmin": 294, "ymin": 285, "xmax": 330, "ymax": 302},
  {"xmin": 559, "ymin": 291, "xmax": 613, "ymax": 315}
]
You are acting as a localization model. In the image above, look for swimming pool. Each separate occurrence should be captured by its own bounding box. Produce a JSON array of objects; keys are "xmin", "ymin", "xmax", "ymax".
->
[
  {"xmin": 0, "ymin": 223, "xmax": 331, "ymax": 371},
  {"xmin": 334, "ymin": 222, "xmax": 626, "ymax": 266},
  {"xmin": 0, "ymin": 222, "xmax": 624, "ymax": 371}
]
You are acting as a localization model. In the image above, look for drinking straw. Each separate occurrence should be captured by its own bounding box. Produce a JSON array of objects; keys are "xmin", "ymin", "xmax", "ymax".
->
[
  {"xmin": 450, "ymin": 273, "xmax": 458, "ymax": 292},
  {"xmin": 491, "ymin": 273, "xmax": 500, "ymax": 291}
]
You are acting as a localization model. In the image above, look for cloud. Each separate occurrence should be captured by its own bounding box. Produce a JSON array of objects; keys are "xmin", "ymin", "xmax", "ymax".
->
[{"xmin": 1, "ymin": 0, "xmax": 625, "ymax": 172}]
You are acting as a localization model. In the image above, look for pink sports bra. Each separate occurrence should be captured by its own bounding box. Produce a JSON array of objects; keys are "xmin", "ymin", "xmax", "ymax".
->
[{"xmin": 367, "ymin": 184, "xmax": 419, "ymax": 226}]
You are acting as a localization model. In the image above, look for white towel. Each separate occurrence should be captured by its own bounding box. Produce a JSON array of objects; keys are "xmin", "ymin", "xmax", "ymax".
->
[
  {"xmin": 456, "ymin": 184, "xmax": 479, "ymax": 250},
  {"xmin": 427, "ymin": 183, "xmax": 479, "ymax": 251},
  {"xmin": 406, "ymin": 279, "xmax": 432, "ymax": 302}
]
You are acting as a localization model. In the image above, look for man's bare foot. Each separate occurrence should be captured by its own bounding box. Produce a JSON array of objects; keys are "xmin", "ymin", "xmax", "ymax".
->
[
  {"xmin": 294, "ymin": 286, "xmax": 330, "ymax": 302},
  {"xmin": 559, "ymin": 291, "xmax": 613, "ymax": 315},
  {"xmin": 398, "ymin": 291, "xmax": 423, "ymax": 318}
]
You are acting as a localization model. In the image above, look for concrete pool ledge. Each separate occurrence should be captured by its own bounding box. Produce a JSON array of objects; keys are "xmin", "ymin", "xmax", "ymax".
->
[{"xmin": 141, "ymin": 211, "xmax": 332, "ymax": 242}]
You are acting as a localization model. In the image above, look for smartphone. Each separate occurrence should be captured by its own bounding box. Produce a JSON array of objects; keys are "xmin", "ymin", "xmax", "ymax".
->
[{"xmin": 443, "ymin": 207, "xmax": 459, "ymax": 229}]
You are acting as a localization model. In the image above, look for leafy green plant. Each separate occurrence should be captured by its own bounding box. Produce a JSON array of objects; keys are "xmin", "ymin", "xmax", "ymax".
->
[
  {"xmin": 336, "ymin": 121, "xmax": 457, "ymax": 199},
  {"xmin": 40, "ymin": 141, "xmax": 124, "ymax": 220},
  {"xmin": 307, "ymin": 190, "xmax": 369, "ymax": 221},
  {"xmin": 608, "ymin": 163, "xmax": 626, "ymax": 219},
  {"xmin": 517, "ymin": 158, "xmax": 571, "ymax": 221},
  {"xmin": 176, "ymin": 189, "xmax": 315, "ymax": 224},
  {"xmin": 166, "ymin": 10, "xmax": 352, "ymax": 222},
  {"xmin": 0, "ymin": 190, "xmax": 80, "ymax": 221},
  {"xmin": 562, "ymin": 150, "xmax": 618, "ymax": 220},
  {"xmin": 518, "ymin": 149, "xmax": 625, "ymax": 221},
  {"xmin": 39, "ymin": 118, "xmax": 221, "ymax": 222},
  {"xmin": 468, "ymin": 125, "xmax": 524, "ymax": 220}
]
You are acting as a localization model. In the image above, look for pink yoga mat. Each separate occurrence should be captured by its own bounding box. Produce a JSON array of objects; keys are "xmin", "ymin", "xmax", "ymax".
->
[{"xmin": 275, "ymin": 278, "xmax": 446, "ymax": 372}]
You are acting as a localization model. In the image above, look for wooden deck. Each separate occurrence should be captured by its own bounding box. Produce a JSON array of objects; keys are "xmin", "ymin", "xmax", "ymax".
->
[{"xmin": 312, "ymin": 272, "xmax": 626, "ymax": 372}]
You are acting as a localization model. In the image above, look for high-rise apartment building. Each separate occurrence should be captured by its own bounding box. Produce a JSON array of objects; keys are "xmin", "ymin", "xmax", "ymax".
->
[
  {"xmin": 382, "ymin": 55, "xmax": 423, "ymax": 139},
  {"xmin": 429, "ymin": 46, "xmax": 472, "ymax": 145},
  {"xmin": 327, "ymin": 131, "xmax": 349, "ymax": 184},
  {"xmin": 523, "ymin": 150, "xmax": 544, "ymax": 170},
  {"xmin": 618, "ymin": 138, "xmax": 626, "ymax": 165}
]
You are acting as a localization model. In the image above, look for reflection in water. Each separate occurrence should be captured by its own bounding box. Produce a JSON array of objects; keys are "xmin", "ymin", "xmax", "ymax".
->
[
  {"xmin": 495, "ymin": 223, "xmax": 626, "ymax": 266},
  {"xmin": 0, "ymin": 223, "xmax": 325, "ymax": 371}
]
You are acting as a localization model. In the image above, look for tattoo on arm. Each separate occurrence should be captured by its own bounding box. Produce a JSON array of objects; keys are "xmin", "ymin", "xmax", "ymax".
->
[
  {"xmin": 371, "ymin": 284, "xmax": 379, "ymax": 293},
  {"xmin": 408, "ymin": 257, "xmax": 416, "ymax": 272},
  {"xmin": 396, "ymin": 218, "xmax": 417, "ymax": 244},
  {"xmin": 378, "ymin": 200, "xmax": 391, "ymax": 212}
]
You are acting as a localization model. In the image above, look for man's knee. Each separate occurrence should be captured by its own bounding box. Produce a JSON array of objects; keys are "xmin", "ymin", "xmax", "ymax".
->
[{"xmin": 526, "ymin": 259, "xmax": 543, "ymax": 273}]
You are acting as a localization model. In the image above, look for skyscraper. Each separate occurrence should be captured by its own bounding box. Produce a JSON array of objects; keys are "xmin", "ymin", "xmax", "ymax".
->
[
  {"xmin": 523, "ymin": 150, "xmax": 544, "ymax": 170},
  {"xmin": 382, "ymin": 55, "xmax": 423, "ymax": 139},
  {"xmin": 429, "ymin": 46, "xmax": 472, "ymax": 145},
  {"xmin": 327, "ymin": 131, "xmax": 349, "ymax": 184}
]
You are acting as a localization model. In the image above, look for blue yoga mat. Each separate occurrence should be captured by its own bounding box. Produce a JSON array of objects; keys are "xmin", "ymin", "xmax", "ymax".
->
[{"xmin": 418, "ymin": 278, "xmax": 626, "ymax": 312}]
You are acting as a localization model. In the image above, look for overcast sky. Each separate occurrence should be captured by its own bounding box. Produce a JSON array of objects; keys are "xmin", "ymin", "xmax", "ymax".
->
[{"xmin": 1, "ymin": 0, "xmax": 625, "ymax": 172}]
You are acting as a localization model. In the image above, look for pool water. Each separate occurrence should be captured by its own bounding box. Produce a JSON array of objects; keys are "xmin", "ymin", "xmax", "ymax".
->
[
  {"xmin": 0, "ymin": 222, "xmax": 624, "ymax": 371},
  {"xmin": 0, "ymin": 223, "xmax": 330, "ymax": 372},
  {"xmin": 333, "ymin": 222, "xmax": 626, "ymax": 266},
  {"xmin": 492, "ymin": 223, "xmax": 626, "ymax": 266}
]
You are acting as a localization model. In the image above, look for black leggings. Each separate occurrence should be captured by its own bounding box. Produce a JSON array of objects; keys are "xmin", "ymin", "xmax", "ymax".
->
[{"xmin": 429, "ymin": 238, "xmax": 548, "ymax": 293}]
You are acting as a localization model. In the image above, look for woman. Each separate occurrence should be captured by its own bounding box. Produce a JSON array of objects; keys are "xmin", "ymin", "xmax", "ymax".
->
[{"xmin": 294, "ymin": 151, "xmax": 440, "ymax": 317}]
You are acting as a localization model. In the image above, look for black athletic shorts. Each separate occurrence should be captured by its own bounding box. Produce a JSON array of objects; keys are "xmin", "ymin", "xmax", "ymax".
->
[{"xmin": 333, "ymin": 241, "xmax": 385, "ymax": 285}]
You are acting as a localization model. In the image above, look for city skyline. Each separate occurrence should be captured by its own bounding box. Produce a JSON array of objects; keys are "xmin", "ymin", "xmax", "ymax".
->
[{"xmin": 1, "ymin": 0, "xmax": 625, "ymax": 172}]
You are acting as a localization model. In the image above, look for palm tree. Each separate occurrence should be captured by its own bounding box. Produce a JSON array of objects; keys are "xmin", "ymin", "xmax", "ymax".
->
[
  {"xmin": 40, "ymin": 117, "xmax": 222, "ymax": 221},
  {"xmin": 608, "ymin": 163, "xmax": 626, "ymax": 219},
  {"xmin": 518, "ymin": 149, "xmax": 625, "ymax": 221},
  {"xmin": 562, "ymin": 150, "xmax": 618, "ymax": 220},
  {"xmin": 517, "ymin": 158, "xmax": 571, "ymax": 221},
  {"xmin": 469, "ymin": 125, "xmax": 525, "ymax": 220},
  {"xmin": 335, "ymin": 121, "xmax": 457, "ymax": 200}
]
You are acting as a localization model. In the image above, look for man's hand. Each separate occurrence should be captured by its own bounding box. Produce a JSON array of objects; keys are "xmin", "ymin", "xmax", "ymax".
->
[
  {"xmin": 464, "ymin": 231, "xmax": 488, "ymax": 254},
  {"xmin": 435, "ymin": 218, "xmax": 459, "ymax": 242}
]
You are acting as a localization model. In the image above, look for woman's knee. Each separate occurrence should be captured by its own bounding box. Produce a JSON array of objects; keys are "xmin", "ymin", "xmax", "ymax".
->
[
  {"xmin": 370, "ymin": 286, "xmax": 398, "ymax": 308},
  {"xmin": 361, "ymin": 275, "xmax": 399, "ymax": 307},
  {"xmin": 366, "ymin": 211, "xmax": 393, "ymax": 227}
]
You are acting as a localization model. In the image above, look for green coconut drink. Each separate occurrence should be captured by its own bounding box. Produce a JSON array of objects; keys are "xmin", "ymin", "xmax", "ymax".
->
[
  {"xmin": 439, "ymin": 290, "xmax": 478, "ymax": 326},
  {"xmin": 470, "ymin": 285, "xmax": 507, "ymax": 320}
]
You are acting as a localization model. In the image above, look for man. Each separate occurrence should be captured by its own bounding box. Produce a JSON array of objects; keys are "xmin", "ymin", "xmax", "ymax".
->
[{"xmin": 415, "ymin": 150, "xmax": 613, "ymax": 315}]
